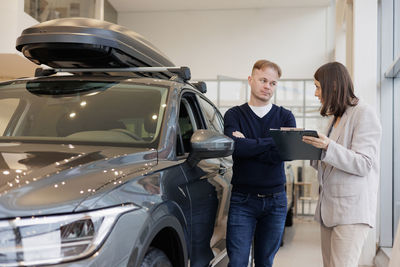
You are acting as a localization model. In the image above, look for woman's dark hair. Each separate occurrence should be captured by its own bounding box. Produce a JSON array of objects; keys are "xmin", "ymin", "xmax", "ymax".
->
[{"xmin": 314, "ymin": 61, "xmax": 358, "ymax": 117}]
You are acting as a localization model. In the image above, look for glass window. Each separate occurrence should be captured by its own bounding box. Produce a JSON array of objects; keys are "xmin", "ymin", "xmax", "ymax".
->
[
  {"xmin": 218, "ymin": 107, "xmax": 229, "ymax": 117},
  {"xmin": 276, "ymin": 81, "xmax": 305, "ymax": 118},
  {"xmin": 24, "ymin": 0, "xmax": 96, "ymax": 22},
  {"xmin": 394, "ymin": 0, "xmax": 400, "ymax": 243},
  {"xmin": 178, "ymin": 104, "xmax": 193, "ymax": 153},
  {"xmin": 0, "ymin": 99, "xmax": 20, "ymax": 135},
  {"xmin": 197, "ymin": 96, "xmax": 224, "ymax": 134},
  {"xmin": 0, "ymin": 80, "xmax": 168, "ymax": 147},
  {"xmin": 204, "ymin": 81, "xmax": 218, "ymax": 103},
  {"xmin": 378, "ymin": 0, "xmax": 400, "ymax": 246},
  {"xmin": 177, "ymin": 98, "xmax": 197, "ymax": 154},
  {"xmin": 276, "ymin": 81, "xmax": 304, "ymax": 104},
  {"xmin": 305, "ymin": 80, "xmax": 320, "ymax": 106},
  {"xmin": 219, "ymin": 81, "xmax": 248, "ymax": 107}
]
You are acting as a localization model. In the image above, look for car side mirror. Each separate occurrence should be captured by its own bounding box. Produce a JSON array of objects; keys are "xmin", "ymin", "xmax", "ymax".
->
[{"xmin": 187, "ymin": 129, "xmax": 234, "ymax": 167}]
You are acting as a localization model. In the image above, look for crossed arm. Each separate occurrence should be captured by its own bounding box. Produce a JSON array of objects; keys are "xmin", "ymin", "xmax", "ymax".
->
[{"xmin": 224, "ymin": 110, "xmax": 296, "ymax": 164}]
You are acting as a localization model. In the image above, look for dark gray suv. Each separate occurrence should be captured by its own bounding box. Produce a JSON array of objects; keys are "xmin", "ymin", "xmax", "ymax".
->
[{"xmin": 0, "ymin": 18, "xmax": 234, "ymax": 267}]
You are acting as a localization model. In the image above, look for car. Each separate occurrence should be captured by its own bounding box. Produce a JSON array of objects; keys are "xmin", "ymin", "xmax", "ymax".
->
[
  {"xmin": 0, "ymin": 18, "xmax": 234, "ymax": 267},
  {"xmin": 285, "ymin": 164, "xmax": 295, "ymax": 227},
  {"xmin": 0, "ymin": 18, "xmax": 294, "ymax": 267}
]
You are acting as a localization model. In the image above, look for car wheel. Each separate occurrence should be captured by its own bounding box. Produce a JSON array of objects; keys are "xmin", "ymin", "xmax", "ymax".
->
[{"xmin": 141, "ymin": 247, "xmax": 172, "ymax": 267}]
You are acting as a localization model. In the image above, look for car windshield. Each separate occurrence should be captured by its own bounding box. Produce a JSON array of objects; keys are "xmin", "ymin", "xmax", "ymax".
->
[{"xmin": 0, "ymin": 79, "xmax": 168, "ymax": 148}]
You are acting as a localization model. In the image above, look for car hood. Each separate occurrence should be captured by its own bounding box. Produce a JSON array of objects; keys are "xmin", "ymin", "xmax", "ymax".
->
[{"xmin": 0, "ymin": 141, "xmax": 157, "ymax": 219}]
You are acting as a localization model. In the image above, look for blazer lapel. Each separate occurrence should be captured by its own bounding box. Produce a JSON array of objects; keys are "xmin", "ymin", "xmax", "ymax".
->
[
  {"xmin": 321, "ymin": 117, "xmax": 334, "ymax": 181},
  {"xmin": 329, "ymin": 109, "xmax": 350, "ymax": 143},
  {"xmin": 322, "ymin": 106, "xmax": 355, "ymax": 180}
]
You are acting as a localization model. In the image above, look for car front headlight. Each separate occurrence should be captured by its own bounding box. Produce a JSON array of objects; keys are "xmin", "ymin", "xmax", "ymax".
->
[{"xmin": 0, "ymin": 204, "xmax": 140, "ymax": 266}]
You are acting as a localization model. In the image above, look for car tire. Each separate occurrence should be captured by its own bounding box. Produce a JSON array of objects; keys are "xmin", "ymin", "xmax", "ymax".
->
[
  {"xmin": 285, "ymin": 206, "xmax": 293, "ymax": 227},
  {"xmin": 141, "ymin": 247, "xmax": 172, "ymax": 267}
]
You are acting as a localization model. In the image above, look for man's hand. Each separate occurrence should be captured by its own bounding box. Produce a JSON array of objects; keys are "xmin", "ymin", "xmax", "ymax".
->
[
  {"xmin": 302, "ymin": 132, "xmax": 330, "ymax": 150},
  {"xmin": 232, "ymin": 131, "xmax": 245, "ymax": 138}
]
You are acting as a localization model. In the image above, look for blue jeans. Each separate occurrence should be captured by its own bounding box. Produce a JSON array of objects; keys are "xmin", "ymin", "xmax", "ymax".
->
[{"xmin": 227, "ymin": 191, "xmax": 287, "ymax": 267}]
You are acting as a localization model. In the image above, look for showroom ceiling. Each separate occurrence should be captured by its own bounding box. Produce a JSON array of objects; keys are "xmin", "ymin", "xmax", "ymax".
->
[{"xmin": 108, "ymin": 0, "xmax": 331, "ymax": 12}]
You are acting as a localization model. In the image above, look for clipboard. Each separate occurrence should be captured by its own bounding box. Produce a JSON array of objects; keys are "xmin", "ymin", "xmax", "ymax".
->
[{"xmin": 270, "ymin": 128, "xmax": 322, "ymax": 160}]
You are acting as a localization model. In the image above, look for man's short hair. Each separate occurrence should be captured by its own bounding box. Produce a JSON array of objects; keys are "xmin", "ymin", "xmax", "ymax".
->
[{"xmin": 252, "ymin": 59, "xmax": 282, "ymax": 78}]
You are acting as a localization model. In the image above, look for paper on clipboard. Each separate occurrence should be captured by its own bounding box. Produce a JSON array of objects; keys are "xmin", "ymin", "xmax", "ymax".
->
[{"xmin": 269, "ymin": 128, "xmax": 322, "ymax": 160}]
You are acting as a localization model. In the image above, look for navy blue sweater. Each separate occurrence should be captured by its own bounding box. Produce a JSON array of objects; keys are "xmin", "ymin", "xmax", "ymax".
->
[{"xmin": 224, "ymin": 103, "xmax": 296, "ymax": 194}]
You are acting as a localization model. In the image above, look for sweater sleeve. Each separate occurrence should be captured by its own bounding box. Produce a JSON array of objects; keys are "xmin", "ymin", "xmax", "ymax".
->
[
  {"xmin": 257, "ymin": 110, "xmax": 297, "ymax": 163},
  {"xmin": 224, "ymin": 108, "xmax": 271, "ymax": 158}
]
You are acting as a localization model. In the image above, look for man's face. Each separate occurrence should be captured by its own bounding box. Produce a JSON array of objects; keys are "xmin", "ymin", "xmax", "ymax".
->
[{"xmin": 248, "ymin": 67, "xmax": 279, "ymax": 105}]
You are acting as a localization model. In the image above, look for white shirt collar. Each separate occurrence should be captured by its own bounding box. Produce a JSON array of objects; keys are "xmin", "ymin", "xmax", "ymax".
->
[{"xmin": 248, "ymin": 103, "xmax": 272, "ymax": 118}]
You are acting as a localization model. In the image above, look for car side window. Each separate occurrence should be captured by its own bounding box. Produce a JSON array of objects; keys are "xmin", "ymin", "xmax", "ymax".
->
[
  {"xmin": 197, "ymin": 96, "xmax": 224, "ymax": 134},
  {"xmin": 177, "ymin": 97, "xmax": 199, "ymax": 156}
]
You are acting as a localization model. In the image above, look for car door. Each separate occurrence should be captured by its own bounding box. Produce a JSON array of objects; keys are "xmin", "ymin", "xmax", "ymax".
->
[
  {"xmin": 196, "ymin": 95, "xmax": 233, "ymax": 266},
  {"xmin": 176, "ymin": 91, "xmax": 232, "ymax": 267}
]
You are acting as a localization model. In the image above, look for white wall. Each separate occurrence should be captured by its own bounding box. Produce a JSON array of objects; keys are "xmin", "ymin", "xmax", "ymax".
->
[
  {"xmin": 119, "ymin": 7, "xmax": 333, "ymax": 80},
  {"xmin": 353, "ymin": 0, "xmax": 378, "ymax": 109},
  {"xmin": 17, "ymin": 0, "xmax": 39, "ymax": 37},
  {"xmin": 0, "ymin": 0, "xmax": 39, "ymax": 79},
  {"xmin": 0, "ymin": 0, "xmax": 37, "ymax": 53},
  {"xmin": 0, "ymin": 1, "xmax": 19, "ymax": 53}
]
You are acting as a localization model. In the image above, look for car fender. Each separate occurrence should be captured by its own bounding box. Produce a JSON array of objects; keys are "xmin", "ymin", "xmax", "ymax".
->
[{"xmin": 129, "ymin": 201, "xmax": 189, "ymax": 267}]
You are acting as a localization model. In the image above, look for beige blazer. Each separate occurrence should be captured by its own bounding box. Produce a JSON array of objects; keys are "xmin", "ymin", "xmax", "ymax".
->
[{"xmin": 312, "ymin": 101, "xmax": 381, "ymax": 228}]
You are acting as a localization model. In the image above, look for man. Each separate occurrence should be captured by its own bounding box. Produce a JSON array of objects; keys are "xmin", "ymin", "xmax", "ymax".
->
[{"xmin": 224, "ymin": 59, "xmax": 296, "ymax": 267}]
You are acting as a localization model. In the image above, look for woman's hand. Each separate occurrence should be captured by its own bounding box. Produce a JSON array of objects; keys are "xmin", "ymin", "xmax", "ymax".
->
[{"xmin": 302, "ymin": 132, "xmax": 331, "ymax": 150}]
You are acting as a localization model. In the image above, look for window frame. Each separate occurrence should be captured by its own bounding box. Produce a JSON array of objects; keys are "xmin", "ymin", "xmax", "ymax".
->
[
  {"xmin": 176, "ymin": 91, "xmax": 205, "ymax": 157},
  {"xmin": 196, "ymin": 95, "xmax": 224, "ymax": 134},
  {"xmin": 378, "ymin": 0, "xmax": 400, "ymax": 247}
]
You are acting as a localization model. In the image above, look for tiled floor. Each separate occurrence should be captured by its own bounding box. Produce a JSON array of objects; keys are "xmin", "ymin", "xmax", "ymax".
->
[{"xmin": 274, "ymin": 216, "xmax": 323, "ymax": 267}]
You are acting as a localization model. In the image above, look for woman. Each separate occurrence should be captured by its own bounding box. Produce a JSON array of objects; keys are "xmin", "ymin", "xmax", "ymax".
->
[{"xmin": 302, "ymin": 62, "xmax": 381, "ymax": 267}]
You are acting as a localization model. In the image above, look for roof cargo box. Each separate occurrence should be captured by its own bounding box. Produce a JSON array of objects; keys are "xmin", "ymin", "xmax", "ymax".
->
[{"xmin": 16, "ymin": 18, "xmax": 174, "ymax": 69}]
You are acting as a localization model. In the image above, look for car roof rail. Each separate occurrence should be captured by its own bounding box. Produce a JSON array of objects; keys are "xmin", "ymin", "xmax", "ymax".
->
[
  {"xmin": 191, "ymin": 81, "xmax": 207, "ymax": 93},
  {"xmin": 34, "ymin": 66, "xmax": 192, "ymax": 81}
]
